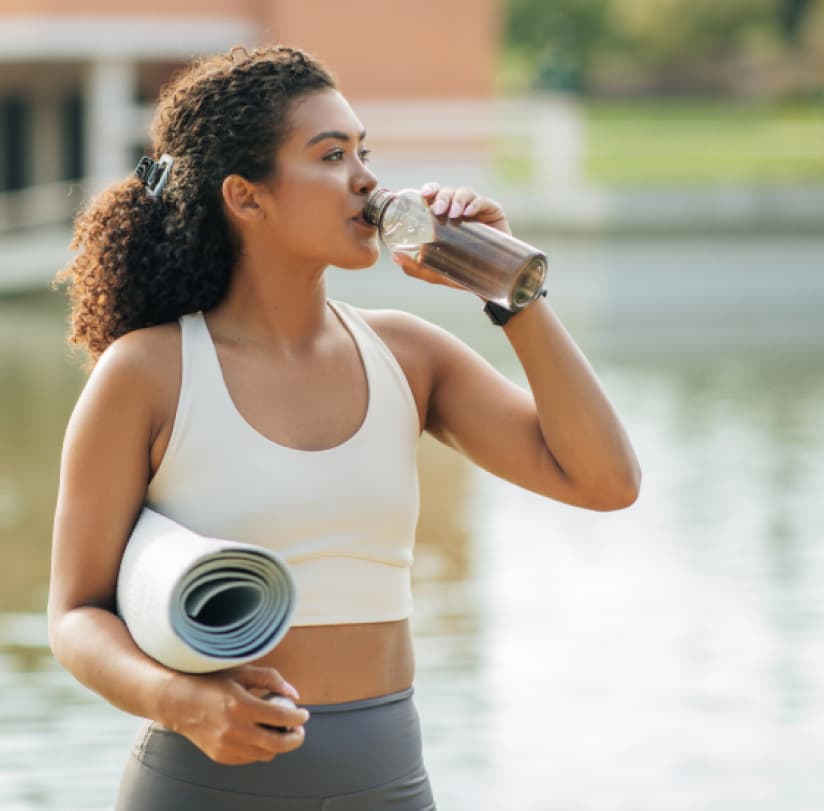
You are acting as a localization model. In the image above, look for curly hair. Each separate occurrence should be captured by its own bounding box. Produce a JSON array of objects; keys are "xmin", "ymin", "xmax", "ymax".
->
[{"xmin": 54, "ymin": 45, "xmax": 335, "ymax": 367}]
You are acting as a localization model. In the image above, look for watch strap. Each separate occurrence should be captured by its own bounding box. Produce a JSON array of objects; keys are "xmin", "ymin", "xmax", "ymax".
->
[{"xmin": 483, "ymin": 290, "xmax": 546, "ymax": 326}]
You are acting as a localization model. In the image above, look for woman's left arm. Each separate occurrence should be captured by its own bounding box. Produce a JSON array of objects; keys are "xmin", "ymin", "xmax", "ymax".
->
[{"xmin": 392, "ymin": 185, "xmax": 641, "ymax": 511}]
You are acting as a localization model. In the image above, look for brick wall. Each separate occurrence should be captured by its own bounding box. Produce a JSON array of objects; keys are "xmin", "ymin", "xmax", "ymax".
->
[{"xmin": 0, "ymin": 0, "xmax": 501, "ymax": 97}]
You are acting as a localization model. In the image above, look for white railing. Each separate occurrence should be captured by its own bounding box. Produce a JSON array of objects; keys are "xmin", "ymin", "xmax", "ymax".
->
[
  {"xmin": 354, "ymin": 95, "xmax": 584, "ymax": 192},
  {"xmin": 0, "ymin": 96, "xmax": 585, "ymax": 235}
]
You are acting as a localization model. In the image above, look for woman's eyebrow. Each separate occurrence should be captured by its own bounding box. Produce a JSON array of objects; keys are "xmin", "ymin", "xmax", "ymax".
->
[{"xmin": 305, "ymin": 129, "xmax": 367, "ymax": 148}]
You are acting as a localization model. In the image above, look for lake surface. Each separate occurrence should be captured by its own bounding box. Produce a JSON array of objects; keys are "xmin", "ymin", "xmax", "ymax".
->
[{"xmin": 1, "ymin": 232, "xmax": 823, "ymax": 810}]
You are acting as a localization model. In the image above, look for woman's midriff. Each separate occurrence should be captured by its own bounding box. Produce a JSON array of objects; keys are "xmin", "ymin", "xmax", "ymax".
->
[{"xmin": 254, "ymin": 619, "xmax": 415, "ymax": 705}]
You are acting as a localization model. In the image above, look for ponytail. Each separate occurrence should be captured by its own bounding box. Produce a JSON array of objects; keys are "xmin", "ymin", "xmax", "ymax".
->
[{"xmin": 54, "ymin": 173, "xmax": 232, "ymax": 368}]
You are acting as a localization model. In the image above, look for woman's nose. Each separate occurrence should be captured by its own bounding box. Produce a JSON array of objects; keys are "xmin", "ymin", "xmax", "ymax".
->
[{"xmin": 353, "ymin": 164, "xmax": 378, "ymax": 195}]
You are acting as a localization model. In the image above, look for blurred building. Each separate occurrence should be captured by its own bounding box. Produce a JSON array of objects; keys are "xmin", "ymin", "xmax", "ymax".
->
[{"xmin": 0, "ymin": 0, "xmax": 503, "ymax": 290}]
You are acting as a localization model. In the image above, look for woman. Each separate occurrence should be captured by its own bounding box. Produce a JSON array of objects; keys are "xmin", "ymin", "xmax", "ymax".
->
[{"xmin": 48, "ymin": 46, "xmax": 640, "ymax": 810}]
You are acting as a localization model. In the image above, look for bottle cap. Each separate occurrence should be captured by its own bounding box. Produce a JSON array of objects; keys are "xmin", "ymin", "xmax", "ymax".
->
[{"xmin": 362, "ymin": 188, "xmax": 395, "ymax": 226}]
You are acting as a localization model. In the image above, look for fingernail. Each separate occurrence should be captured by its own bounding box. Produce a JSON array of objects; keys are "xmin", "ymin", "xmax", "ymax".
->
[
  {"xmin": 421, "ymin": 183, "xmax": 437, "ymax": 195},
  {"xmin": 448, "ymin": 202, "xmax": 462, "ymax": 218},
  {"xmin": 431, "ymin": 199, "xmax": 447, "ymax": 216},
  {"xmin": 283, "ymin": 681, "xmax": 299, "ymax": 699},
  {"xmin": 463, "ymin": 202, "xmax": 477, "ymax": 216}
]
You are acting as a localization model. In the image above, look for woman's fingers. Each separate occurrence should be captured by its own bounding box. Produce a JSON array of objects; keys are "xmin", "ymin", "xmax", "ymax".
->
[
  {"xmin": 206, "ymin": 721, "xmax": 306, "ymax": 765},
  {"xmin": 247, "ymin": 723, "xmax": 307, "ymax": 758},
  {"xmin": 392, "ymin": 252, "xmax": 470, "ymax": 292},
  {"xmin": 453, "ymin": 189, "xmax": 510, "ymax": 231},
  {"xmin": 446, "ymin": 186, "xmax": 478, "ymax": 219},
  {"xmin": 422, "ymin": 183, "xmax": 511, "ymax": 233},
  {"xmin": 463, "ymin": 195, "xmax": 503, "ymax": 220},
  {"xmin": 229, "ymin": 665, "xmax": 300, "ymax": 701},
  {"xmin": 428, "ymin": 186, "xmax": 454, "ymax": 216},
  {"xmin": 251, "ymin": 692, "xmax": 311, "ymax": 732},
  {"xmin": 426, "ymin": 186, "xmax": 477, "ymax": 218}
]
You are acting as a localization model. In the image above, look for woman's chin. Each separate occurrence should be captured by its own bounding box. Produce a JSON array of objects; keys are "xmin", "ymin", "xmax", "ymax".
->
[{"xmin": 334, "ymin": 244, "xmax": 381, "ymax": 270}]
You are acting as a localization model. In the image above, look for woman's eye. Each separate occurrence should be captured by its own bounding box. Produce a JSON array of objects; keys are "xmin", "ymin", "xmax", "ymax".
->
[{"xmin": 322, "ymin": 148, "xmax": 371, "ymax": 164}]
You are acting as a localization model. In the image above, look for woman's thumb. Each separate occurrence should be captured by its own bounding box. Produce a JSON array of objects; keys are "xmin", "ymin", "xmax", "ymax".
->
[{"xmin": 231, "ymin": 666, "xmax": 300, "ymax": 701}]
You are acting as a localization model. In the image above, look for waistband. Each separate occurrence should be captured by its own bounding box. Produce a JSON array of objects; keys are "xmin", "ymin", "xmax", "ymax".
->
[
  {"xmin": 301, "ymin": 686, "xmax": 414, "ymax": 714},
  {"xmin": 131, "ymin": 684, "xmax": 424, "ymax": 798}
]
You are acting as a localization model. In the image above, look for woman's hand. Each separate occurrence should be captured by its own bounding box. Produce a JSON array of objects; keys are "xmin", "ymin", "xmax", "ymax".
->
[
  {"xmin": 422, "ymin": 182, "xmax": 511, "ymax": 235},
  {"xmin": 391, "ymin": 182, "xmax": 512, "ymax": 290},
  {"xmin": 161, "ymin": 665, "xmax": 310, "ymax": 765}
]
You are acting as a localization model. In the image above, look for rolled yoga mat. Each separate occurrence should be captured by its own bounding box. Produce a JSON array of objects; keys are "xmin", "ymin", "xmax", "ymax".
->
[{"xmin": 116, "ymin": 508, "xmax": 296, "ymax": 674}]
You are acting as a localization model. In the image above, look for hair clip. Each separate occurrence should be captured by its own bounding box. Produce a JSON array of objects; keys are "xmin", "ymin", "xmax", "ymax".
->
[{"xmin": 134, "ymin": 153, "xmax": 174, "ymax": 198}]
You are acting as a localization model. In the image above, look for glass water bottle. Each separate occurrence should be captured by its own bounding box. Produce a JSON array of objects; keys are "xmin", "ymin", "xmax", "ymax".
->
[{"xmin": 363, "ymin": 187, "xmax": 547, "ymax": 310}]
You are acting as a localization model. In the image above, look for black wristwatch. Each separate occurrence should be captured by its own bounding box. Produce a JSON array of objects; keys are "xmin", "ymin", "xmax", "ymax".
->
[{"xmin": 483, "ymin": 290, "xmax": 547, "ymax": 326}]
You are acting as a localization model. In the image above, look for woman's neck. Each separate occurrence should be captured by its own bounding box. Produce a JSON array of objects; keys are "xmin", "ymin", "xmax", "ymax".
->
[{"xmin": 209, "ymin": 252, "xmax": 331, "ymax": 351}]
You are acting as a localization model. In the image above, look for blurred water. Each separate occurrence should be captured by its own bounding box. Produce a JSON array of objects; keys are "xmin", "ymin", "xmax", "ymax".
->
[{"xmin": 1, "ymin": 232, "xmax": 823, "ymax": 810}]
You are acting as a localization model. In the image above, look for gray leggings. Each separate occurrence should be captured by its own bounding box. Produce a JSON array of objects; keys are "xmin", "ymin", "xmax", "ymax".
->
[{"xmin": 115, "ymin": 687, "xmax": 436, "ymax": 810}]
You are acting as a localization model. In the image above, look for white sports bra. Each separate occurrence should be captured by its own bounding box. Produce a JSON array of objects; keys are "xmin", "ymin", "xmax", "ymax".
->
[{"xmin": 145, "ymin": 300, "xmax": 421, "ymax": 626}]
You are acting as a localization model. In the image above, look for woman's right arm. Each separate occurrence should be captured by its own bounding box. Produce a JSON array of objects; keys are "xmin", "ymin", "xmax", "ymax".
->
[{"xmin": 47, "ymin": 330, "xmax": 308, "ymax": 765}]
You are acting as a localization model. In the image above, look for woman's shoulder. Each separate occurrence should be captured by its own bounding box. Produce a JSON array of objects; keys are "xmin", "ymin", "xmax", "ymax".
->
[
  {"xmin": 86, "ymin": 320, "xmax": 182, "ymax": 412},
  {"xmin": 99, "ymin": 320, "xmax": 180, "ymax": 375},
  {"xmin": 354, "ymin": 305, "xmax": 470, "ymax": 366},
  {"xmin": 63, "ymin": 320, "xmax": 183, "ymax": 463},
  {"xmin": 350, "ymin": 305, "xmax": 475, "ymax": 409},
  {"xmin": 354, "ymin": 305, "xmax": 446, "ymax": 347}
]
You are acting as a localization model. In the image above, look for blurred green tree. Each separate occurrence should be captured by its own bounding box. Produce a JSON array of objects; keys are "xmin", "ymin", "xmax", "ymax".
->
[
  {"xmin": 778, "ymin": 0, "xmax": 816, "ymax": 40},
  {"xmin": 505, "ymin": 0, "xmax": 611, "ymax": 91},
  {"xmin": 504, "ymin": 0, "xmax": 824, "ymax": 95}
]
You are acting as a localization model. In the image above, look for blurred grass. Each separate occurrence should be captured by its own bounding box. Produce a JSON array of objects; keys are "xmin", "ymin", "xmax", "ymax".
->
[
  {"xmin": 497, "ymin": 100, "xmax": 824, "ymax": 186},
  {"xmin": 0, "ymin": 291, "xmax": 81, "ymax": 613},
  {"xmin": 585, "ymin": 100, "xmax": 824, "ymax": 185}
]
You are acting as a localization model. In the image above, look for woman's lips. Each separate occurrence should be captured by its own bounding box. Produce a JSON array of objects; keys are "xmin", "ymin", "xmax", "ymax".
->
[{"xmin": 350, "ymin": 213, "xmax": 376, "ymax": 228}]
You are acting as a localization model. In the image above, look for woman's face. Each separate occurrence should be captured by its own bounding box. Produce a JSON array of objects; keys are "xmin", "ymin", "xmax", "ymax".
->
[{"xmin": 261, "ymin": 89, "xmax": 380, "ymax": 270}]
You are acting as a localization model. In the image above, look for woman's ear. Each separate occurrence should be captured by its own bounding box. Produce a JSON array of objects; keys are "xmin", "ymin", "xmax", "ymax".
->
[{"xmin": 221, "ymin": 174, "xmax": 267, "ymax": 224}]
